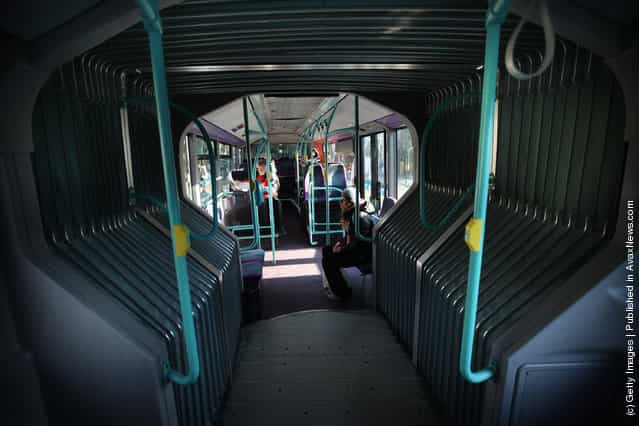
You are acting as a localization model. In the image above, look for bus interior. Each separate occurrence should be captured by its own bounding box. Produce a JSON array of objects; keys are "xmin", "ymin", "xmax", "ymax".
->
[{"xmin": 1, "ymin": 1, "xmax": 638, "ymax": 426}]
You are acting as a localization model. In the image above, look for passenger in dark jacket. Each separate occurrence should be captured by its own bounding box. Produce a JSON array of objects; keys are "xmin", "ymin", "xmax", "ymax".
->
[{"xmin": 321, "ymin": 188, "xmax": 373, "ymax": 300}]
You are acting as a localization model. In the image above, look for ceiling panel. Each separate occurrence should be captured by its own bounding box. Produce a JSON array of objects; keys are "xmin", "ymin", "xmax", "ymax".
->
[{"xmin": 85, "ymin": 0, "xmax": 550, "ymax": 95}]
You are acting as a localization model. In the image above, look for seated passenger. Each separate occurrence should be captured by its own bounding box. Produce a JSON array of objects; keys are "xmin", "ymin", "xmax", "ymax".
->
[
  {"xmin": 256, "ymin": 157, "xmax": 280, "ymax": 199},
  {"xmin": 321, "ymin": 188, "xmax": 373, "ymax": 300},
  {"xmin": 310, "ymin": 147, "xmax": 320, "ymax": 163}
]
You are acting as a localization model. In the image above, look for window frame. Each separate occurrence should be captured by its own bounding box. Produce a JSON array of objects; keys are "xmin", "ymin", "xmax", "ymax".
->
[
  {"xmin": 395, "ymin": 126, "xmax": 414, "ymax": 199},
  {"xmin": 359, "ymin": 129, "xmax": 386, "ymax": 208}
]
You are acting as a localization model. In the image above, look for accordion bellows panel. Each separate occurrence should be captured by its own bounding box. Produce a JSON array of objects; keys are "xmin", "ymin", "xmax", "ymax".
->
[
  {"xmin": 374, "ymin": 53, "xmax": 626, "ymax": 426},
  {"xmin": 31, "ymin": 65, "xmax": 242, "ymax": 426}
]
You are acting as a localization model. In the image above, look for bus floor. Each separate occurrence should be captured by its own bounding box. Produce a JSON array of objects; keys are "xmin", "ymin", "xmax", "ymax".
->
[
  {"xmin": 221, "ymin": 310, "xmax": 443, "ymax": 426},
  {"xmin": 254, "ymin": 202, "xmax": 367, "ymax": 319}
]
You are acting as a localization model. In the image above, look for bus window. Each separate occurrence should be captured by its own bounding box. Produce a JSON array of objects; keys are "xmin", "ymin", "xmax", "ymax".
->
[
  {"xmin": 232, "ymin": 145, "xmax": 244, "ymax": 169},
  {"xmin": 219, "ymin": 143, "xmax": 230, "ymax": 156},
  {"xmin": 376, "ymin": 132, "xmax": 385, "ymax": 201},
  {"xmin": 194, "ymin": 138, "xmax": 214, "ymax": 215},
  {"xmin": 216, "ymin": 142, "xmax": 233, "ymax": 197},
  {"xmin": 327, "ymin": 142, "xmax": 336, "ymax": 162},
  {"xmin": 273, "ymin": 143, "xmax": 296, "ymax": 159},
  {"xmin": 330, "ymin": 139, "xmax": 355, "ymax": 185},
  {"xmin": 360, "ymin": 131, "xmax": 386, "ymax": 208},
  {"xmin": 182, "ymin": 134, "xmax": 235, "ymax": 217},
  {"xmin": 181, "ymin": 135, "xmax": 193, "ymax": 201},
  {"xmin": 361, "ymin": 135, "xmax": 372, "ymax": 201},
  {"xmin": 396, "ymin": 127, "xmax": 413, "ymax": 198}
]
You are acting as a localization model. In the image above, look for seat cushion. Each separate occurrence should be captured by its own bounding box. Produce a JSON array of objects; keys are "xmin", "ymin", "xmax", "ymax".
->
[
  {"xmin": 242, "ymin": 261, "xmax": 263, "ymax": 279},
  {"xmin": 241, "ymin": 248, "xmax": 265, "ymax": 265},
  {"xmin": 241, "ymin": 248, "xmax": 265, "ymax": 280}
]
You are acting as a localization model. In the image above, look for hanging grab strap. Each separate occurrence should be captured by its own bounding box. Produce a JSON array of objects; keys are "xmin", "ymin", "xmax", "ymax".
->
[
  {"xmin": 124, "ymin": 96, "xmax": 218, "ymax": 240},
  {"xmin": 505, "ymin": 0, "xmax": 555, "ymax": 80},
  {"xmin": 458, "ymin": 0, "xmax": 510, "ymax": 384},
  {"xmin": 419, "ymin": 93, "xmax": 479, "ymax": 231},
  {"xmin": 135, "ymin": 0, "xmax": 199, "ymax": 385}
]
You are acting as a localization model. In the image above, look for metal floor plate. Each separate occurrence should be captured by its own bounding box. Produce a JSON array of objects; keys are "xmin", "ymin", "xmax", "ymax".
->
[{"xmin": 221, "ymin": 310, "xmax": 443, "ymax": 426}]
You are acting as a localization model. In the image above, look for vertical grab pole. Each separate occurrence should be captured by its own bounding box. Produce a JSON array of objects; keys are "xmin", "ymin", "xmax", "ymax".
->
[
  {"xmin": 459, "ymin": 0, "xmax": 510, "ymax": 384},
  {"xmin": 135, "ymin": 0, "xmax": 199, "ymax": 385},
  {"xmin": 295, "ymin": 137, "xmax": 301, "ymax": 211},
  {"xmin": 324, "ymin": 108, "xmax": 337, "ymax": 246},
  {"xmin": 300, "ymin": 132, "xmax": 308, "ymax": 210},
  {"xmin": 264, "ymin": 141, "xmax": 277, "ymax": 263},
  {"xmin": 308, "ymin": 127, "xmax": 316, "ymax": 244},
  {"xmin": 353, "ymin": 95, "xmax": 372, "ymax": 242},
  {"xmin": 324, "ymin": 119, "xmax": 329, "ymax": 246},
  {"xmin": 243, "ymin": 96, "xmax": 261, "ymax": 250},
  {"xmin": 248, "ymin": 102, "xmax": 276, "ymax": 260}
]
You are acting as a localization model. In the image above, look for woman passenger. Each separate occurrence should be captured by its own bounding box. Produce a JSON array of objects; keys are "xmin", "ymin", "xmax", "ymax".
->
[{"xmin": 321, "ymin": 188, "xmax": 373, "ymax": 300}]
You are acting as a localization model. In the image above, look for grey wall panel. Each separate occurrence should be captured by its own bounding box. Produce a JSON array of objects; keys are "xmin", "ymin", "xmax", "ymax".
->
[
  {"xmin": 9, "ymin": 257, "xmax": 176, "ymax": 426},
  {"xmin": 376, "ymin": 186, "xmax": 471, "ymax": 350},
  {"xmin": 21, "ymin": 66, "xmax": 242, "ymax": 426},
  {"xmin": 490, "ymin": 261, "xmax": 626, "ymax": 426},
  {"xmin": 2, "ymin": 349, "xmax": 50, "ymax": 426},
  {"xmin": 1, "ymin": 150, "xmax": 177, "ymax": 425}
]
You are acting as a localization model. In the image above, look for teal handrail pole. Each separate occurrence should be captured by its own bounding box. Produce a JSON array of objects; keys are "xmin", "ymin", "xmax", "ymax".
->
[
  {"xmin": 353, "ymin": 95, "xmax": 372, "ymax": 242},
  {"xmin": 249, "ymin": 100, "xmax": 268, "ymax": 138},
  {"xmin": 248, "ymin": 101, "xmax": 277, "ymax": 258},
  {"xmin": 324, "ymin": 108, "xmax": 337, "ymax": 246},
  {"xmin": 419, "ymin": 93, "xmax": 479, "ymax": 230},
  {"xmin": 264, "ymin": 140, "xmax": 277, "ymax": 262},
  {"xmin": 459, "ymin": 0, "xmax": 510, "ymax": 384},
  {"xmin": 295, "ymin": 136, "xmax": 301, "ymax": 208},
  {"xmin": 125, "ymin": 96, "xmax": 218, "ymax": 240},
  {"xmin": 297, "ymin": 132, "xmax": 309, "ymax": 209},
  {"xmin": 135, "ymin": 0, "xmax": 199, "ymax": 385},
  {"xmin": 243, "ymin": 96, "xmax": 261, "ymax": 250}
]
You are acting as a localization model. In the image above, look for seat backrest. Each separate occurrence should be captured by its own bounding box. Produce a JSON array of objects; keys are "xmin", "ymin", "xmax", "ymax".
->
[
  {"xmin": 327, "ymin": 163, "xmax": 347, "ymax": 190},
  {"xmin": 231, "ymin": 169, "xmax": 249, "ymax": 181},
  {"xmin": 379, "ymin": 196, "xmax": 396, "ymax": 217},
  {"xmin": 358, "ymin": 211, "xmax": 374, "ymax": 239},
  {"xmin": 275, "ymin": 158, "xmax": 295, "ymax": 176},
  {"xmin": 240, "ymin": 249, "xmax": 265, "ymax": 283},
  {"xmin": 240, "ymin": 248, "xmax": 265, "ymax": 265},
  {"xmin": 304, "ymin": 164, "xmax": 325, "ymax": 201}
]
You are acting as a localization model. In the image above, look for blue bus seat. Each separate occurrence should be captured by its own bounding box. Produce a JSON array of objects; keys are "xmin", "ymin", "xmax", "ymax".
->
[
  {"xmin": 240, "ymin": 248, "xmax": 265, "ymax": 323},
  {"xmin": 327, "ymin": 163, "xmax": 347, "ymax": 197},
  {"xmin": 379, "ymin": 196, "xmax": 396, "ymax": 217},
  {"xmin": 304, "ymin": 164, "xmax": 326, "ymax": 202}
]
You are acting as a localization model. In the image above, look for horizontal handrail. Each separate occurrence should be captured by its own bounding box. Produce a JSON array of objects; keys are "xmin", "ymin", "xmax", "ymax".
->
[
  {"xmin": 419, "ymin": 93, "xmax": 479, "ymax": 231},
  {"xmin": 124, "ymin": 96, "xmax": 218, "ymax": 240}
]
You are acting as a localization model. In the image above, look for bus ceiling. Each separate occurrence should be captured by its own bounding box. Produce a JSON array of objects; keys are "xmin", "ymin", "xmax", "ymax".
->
[
  {"xmin": 1, "ymin": 1, "xmax": 634, "ymax": 75},
  {"xmin": 191, "ymin": 94, "xmax": 410, "ymax": 147}
]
